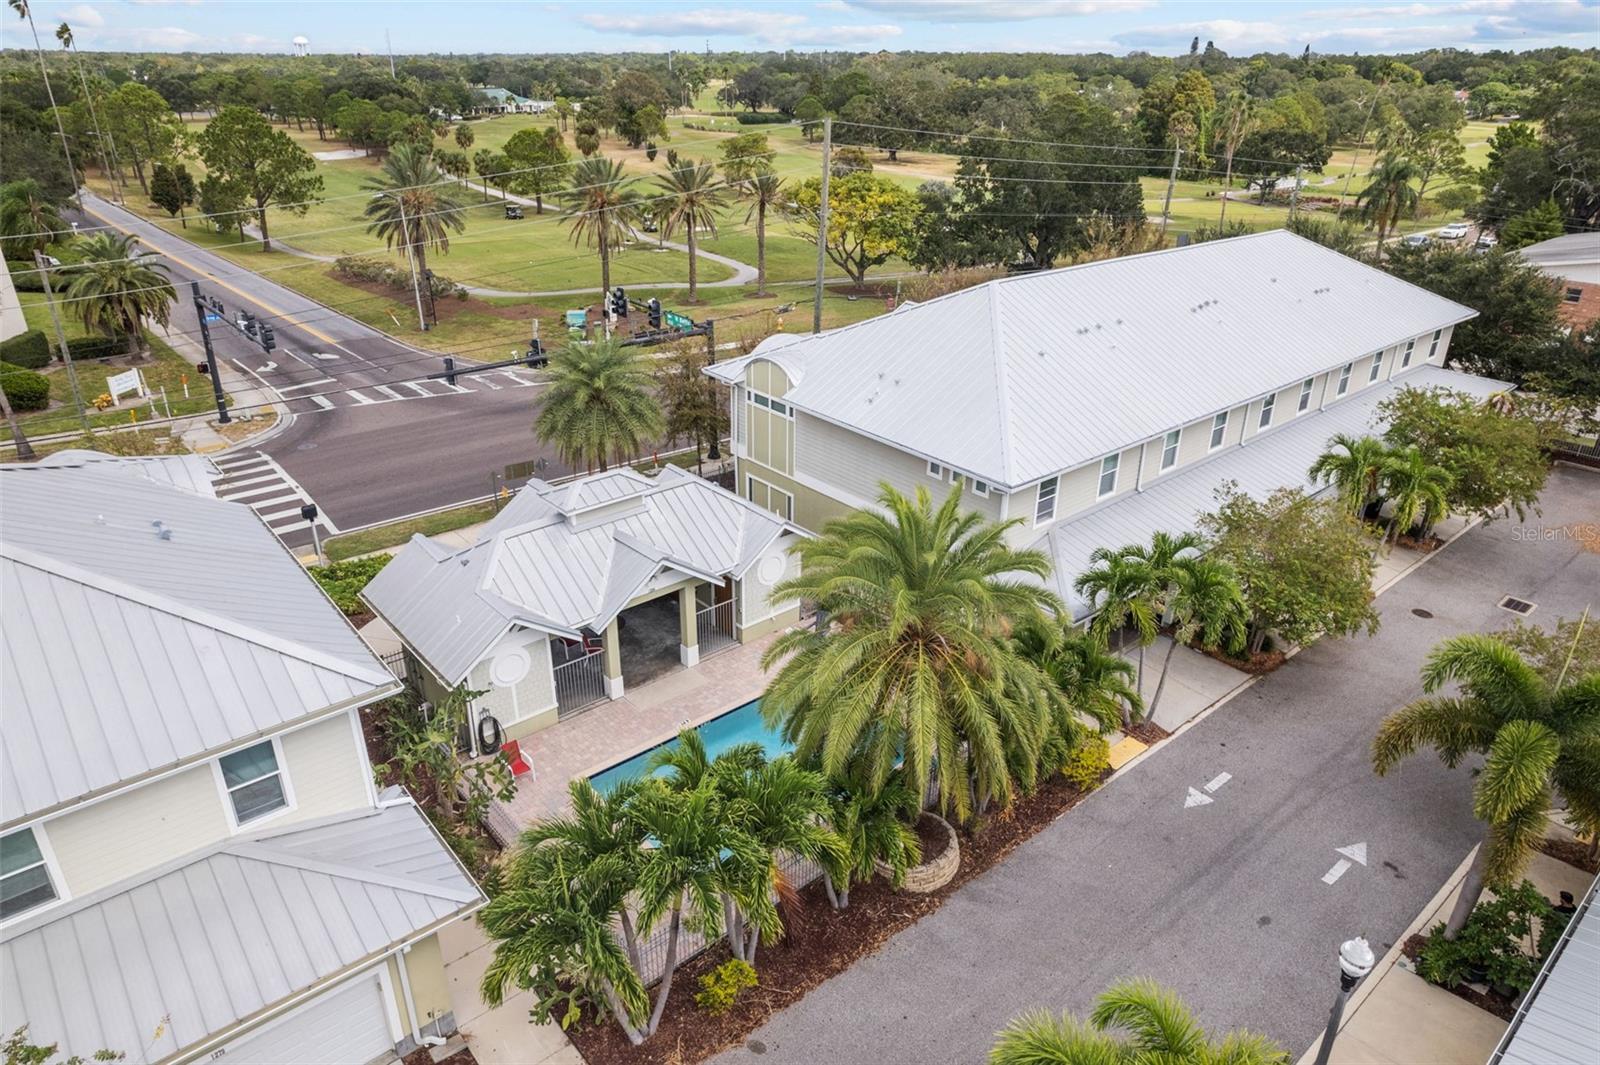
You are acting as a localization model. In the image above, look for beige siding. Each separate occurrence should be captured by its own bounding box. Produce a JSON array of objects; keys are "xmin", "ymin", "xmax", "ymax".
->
[
  {"xmin": 739, "ymin": 531, "xmax": 802, "ymax": 627},
  {"xmin": 468, "ymin": 630, "xmax": 558, "ymax": 732},
  {"xmin": 46, "ymin": 762, "xmax": 231, "ymax": 897},
  {"xmin": 793, "ymin": 412, "xmax": 1004, "ymax": 522},
  {"xmin": 733, "ymin": 453, "xmax": 853, "ymax": 532},
  {"xmin": 275, "ymin": 714, "xmax": 371, "ymax": 829},
  {"xmin": 389, "ymin": 934, "xmax": 453, "ymax": 1034}
]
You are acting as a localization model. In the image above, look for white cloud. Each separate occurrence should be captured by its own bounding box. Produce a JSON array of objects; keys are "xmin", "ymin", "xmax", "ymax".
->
[
  {"xmin": 1113, "ymin": 18, "xmax": 1472, "ymax": 53},
  {"xmin": 104, "ymin": 25, "xmax": 205, "ymax": 48},
  {"xmin": 848, "ymin": 0, "xmax": 1152, "ymax": 21},
  {"xmin": 61, "ymin": 4, "xmax": 105, "ymax": 27},
  {"xmin": 578, "ymin": 8, "xmax": 805, "ymax": 37},
  {"xmin": 770, "ymin": 22, "xmax": 904, "ymax": 45}
]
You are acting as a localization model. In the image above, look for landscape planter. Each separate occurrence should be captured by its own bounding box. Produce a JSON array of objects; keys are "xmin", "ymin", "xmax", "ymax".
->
[{"xmin": 877, "ymin": 812, "xmax": 959, "ymax": 893}]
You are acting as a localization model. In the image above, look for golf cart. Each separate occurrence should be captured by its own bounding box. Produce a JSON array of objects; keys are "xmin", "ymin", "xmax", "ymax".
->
[{"xmin": 504, "ymin": 204, "xmax": 524, "ymax": 220}]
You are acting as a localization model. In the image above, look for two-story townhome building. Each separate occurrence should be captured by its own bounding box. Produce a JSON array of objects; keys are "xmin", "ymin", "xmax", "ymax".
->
[
  {"xmin": 707, "ymin": 230, "xmax": 1508, "ymax": 617},
  {"xmin": 0, "ymin": 457, "xmax": 483, "ymax": 1064}
]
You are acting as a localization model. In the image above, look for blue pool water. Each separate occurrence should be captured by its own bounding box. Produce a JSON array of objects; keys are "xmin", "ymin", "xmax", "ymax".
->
[{"xmin": 587, "ymin": 698, "xmax": 792, "ymax": 793}]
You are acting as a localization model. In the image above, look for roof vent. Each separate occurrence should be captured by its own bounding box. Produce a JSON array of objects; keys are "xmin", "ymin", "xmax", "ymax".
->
[{"xmin": 151, "ymin": 520, "xmax": 173, "ymax": 541}]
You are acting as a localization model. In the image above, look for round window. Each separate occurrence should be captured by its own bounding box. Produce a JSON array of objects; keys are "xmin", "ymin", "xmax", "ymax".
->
[
  {"xmin": 489, "ymin": 647, "xmax": 531, "ymax": 687},
  {"xmin": 757, "ymin": 553, "xmax": 786, "ymax": 586}
]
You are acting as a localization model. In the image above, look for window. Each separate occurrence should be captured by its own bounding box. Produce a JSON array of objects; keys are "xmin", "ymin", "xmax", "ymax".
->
[
  {"xmin": 769, "ymin": 398, "xmax": 788, "ymax": 416},
  {"xmin": 1401, "ymin": 339, "xmax": 1416, "ymax": 367},
  {"xmin": 1427, "ymin": 329, "xmax": 1442, "ymax": 360},
  {"xmin": 969, "ymin": 479, "xmax": 989, "ymax": 497},
  {"xmin": 753, "ymin": 393, "xmax": 770, "ymax": 409},
  {"xmin": 1209, "ymin": 411, "xmax": 1228, "ymax": 450},
  {"xmin": 1258, "ymin": 393, "xmax": 1276, "ymax": 429},
  {"xmin": 1097, "ymin": 453, "xmax": 1119, "ymax": 498},
  {"xmin": 1, "ymin": 828, "xmax": 59, "ymax": 921},
  {"xmin": 1336, "ymin": 363, "xmax": 1353, "ymax": 396},
  {"xmin": 1369, "ymin": 350, "xmax": 1384, "ymax": 382},
  {"xmin": 746, "ymin": 475, "xmax": 793, "ymax": 520},
  {"xmin": 1035, "ymin": 476, "xmax": 1058, "ymax": 524},
  {"xmin": 218, "ymin": 741, "xmax": 288, "ymax": 825},
  {"xmin": 927, "ymin": 460, "xmax": 945, "ymax": 480},
  {"xmin": 1160, "ymin": 429, "xmax": 1180, "ymax": 471},
  {"xmin": 1297, "ymin": 378, "xmax": 1314, "ymax": 413}
]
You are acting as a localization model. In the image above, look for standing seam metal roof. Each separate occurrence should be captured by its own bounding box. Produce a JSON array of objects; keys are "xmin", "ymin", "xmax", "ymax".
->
[
  {"xmin": 708, "ymin": 230, "xmax": 1478, "ymax": 489},
  {"xmin": 0, "ymin": 801, "xmax": 482, "ymax": 1065},
  {"xmin": 1491, "ymin": 872, "xmax": 1600, "ymax": 1065}
]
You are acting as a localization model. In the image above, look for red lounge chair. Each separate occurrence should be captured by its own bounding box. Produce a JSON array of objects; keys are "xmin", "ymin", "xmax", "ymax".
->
[{"xmin": 501, "ymin": 739, "xmax": 532, "ymax": 778}]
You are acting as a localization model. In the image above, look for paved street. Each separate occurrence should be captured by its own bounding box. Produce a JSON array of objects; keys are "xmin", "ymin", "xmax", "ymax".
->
[{"xmin": 716, "ymin": 466, "xmax": 1600, "ymax": 1064}]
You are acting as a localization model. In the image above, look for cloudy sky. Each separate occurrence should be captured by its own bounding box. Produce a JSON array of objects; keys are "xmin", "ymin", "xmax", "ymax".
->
[{"xmin": 21, "ymin": 0, "xmax": 1600, "ymax": 57}]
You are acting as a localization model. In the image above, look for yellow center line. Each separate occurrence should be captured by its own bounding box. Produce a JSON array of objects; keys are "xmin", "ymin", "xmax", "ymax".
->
[{"xmin": 84, "ymin": 202, "xmax": 339, "ymax": 346}]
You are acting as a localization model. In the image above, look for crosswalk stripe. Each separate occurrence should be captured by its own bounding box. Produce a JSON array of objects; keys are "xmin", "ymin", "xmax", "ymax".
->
[
  {"xmin": 213, "ymin": 473, "xmax": 280, "ymax": 490},
  {"xmin": 310, "ymin": 394, "xmax": 335, "ymax": 410},
  {"xmin": 375, "ymin": 385, "xmax": 405, "ymax": 401},
  {"xmin": 347, "ymin": 389, "xmax": 376, "ymax": 404},
  {"xmin": 219, "ymin": 483, "xmax": 301, "ymax": 503}
]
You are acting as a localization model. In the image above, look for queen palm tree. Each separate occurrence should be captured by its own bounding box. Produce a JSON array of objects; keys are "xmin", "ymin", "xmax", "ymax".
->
[
  {"xmin": 560, "ymin": 156, "xmax": 641, "ymax": 296},
  {"xmin": 361, "ymin": 142, "xmax": 468, "ymax": 281},
  {"xmin": 1379, "ymin": 445, "xmax": 1451, "ymax": 547},
  {"xmin": 761, "ymin": 484, "xmax": 1063, "ymax": 823},
  {"xmin": 991, "ymin": 978, "xmax": 1286, "ymax": 1065},
  {"xmin": 1213, "ymin": 91, "xmax": 1255, "ymax": 226},
  {"xmin": 0, "ymin": 180, "xmax": 65, "ymax": 258},
  {"xmin": 740, "ymin": 164, "xmax": 785, "ymax": 296},
  {"xmin": 1373, "ymin": 632, "xmax": 1600, "ymax": 937},
  {"xmin": 1355, "ymin": 152, "xmax": 1422, "ymax": 257},
  {"xmin": 1309, "ymin": 433, "xmax": 1390, "ymax": 518},
  {"xmin": 1146, "ymin": 558, "xmax": 1248, "ymax": 722},
  {"xmin": 654, "ymin": 157, "xmax": 727, "ymax": 303},
  {"xmin": 533, "ymin": 338, "xmax": 663, "ymax": 472},
  {"xmin": 61, "ymin": 232, "xmax": 175, "ymax": 356},
  {"xmin": 56, "ymin": 22, "xmax": 119, "ymax": 201},
  {"xmin": 9, "ymin": 0, "xmax": 79, "ymax": 206}
]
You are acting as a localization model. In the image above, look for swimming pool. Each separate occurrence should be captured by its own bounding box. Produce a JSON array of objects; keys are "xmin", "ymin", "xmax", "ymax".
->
[{"xmin": 587, "ymin": 698, "xmax": 792, "ymax": 793}]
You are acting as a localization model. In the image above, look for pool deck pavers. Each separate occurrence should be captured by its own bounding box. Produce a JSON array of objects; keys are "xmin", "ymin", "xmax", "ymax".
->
[{"xmin": 492, "ymin": 629, "xmax": 786, "ymax": 825}]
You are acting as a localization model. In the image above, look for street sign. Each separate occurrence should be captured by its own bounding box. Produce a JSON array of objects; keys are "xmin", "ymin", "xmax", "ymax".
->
[{"xmin": 665, "ymin": 310, "xmax": 694, "ymax": 331}]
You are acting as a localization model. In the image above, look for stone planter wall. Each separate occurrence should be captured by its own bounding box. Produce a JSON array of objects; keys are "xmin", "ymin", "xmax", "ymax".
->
[{"xmin": 876, "ymin": 813, "xmax": 959, "ymax": 894}]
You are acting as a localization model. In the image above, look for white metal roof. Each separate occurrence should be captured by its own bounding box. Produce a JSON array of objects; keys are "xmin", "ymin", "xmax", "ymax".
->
[
  {"xmin": 708, "ymin": 231, "xmax": 1477, "ymax": 490},
  {"xmin": 1492, "ymin": 872, "xmax": 1600, "ymax": 1065},
  {"xmin": 1519, "ymin": 231, "xmax": 1600, "ymax": 284},
  {"xmin": 0, "ymin": 801, "xmax": 481, "ymax": 1065},
  {"xmin": 0, "ymin": 467, "xmax": 393, "ymax": 824},
  {"xmin": 23, "ymin": 450, "xmax": 221, "ymax": 497},
  {"xmin": 1036, "ymin": 365, "xmax": 1508, "ymax": 618},
  {"xmin": 364, "ymin": 466, "xmax": 802, "ymax": 684}
]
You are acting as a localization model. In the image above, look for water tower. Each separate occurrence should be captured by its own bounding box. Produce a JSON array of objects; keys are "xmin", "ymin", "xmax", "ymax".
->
[{"xmin": 292, "ymin": 35, "xmax": 309, "ymax": 57}]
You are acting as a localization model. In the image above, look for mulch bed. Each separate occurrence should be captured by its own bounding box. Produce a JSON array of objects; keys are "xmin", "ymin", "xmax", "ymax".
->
[
  {"xmin": 1537, "ymin": 836, "xmax": 1600, "ymax": 874},
  {"xmin": 1400, "ymin": 935, "xmax": 1518, "ymax": 1022},
  {"xmin": 1201, "ymin": 645, "xmax": 1288, "ymax": 675},
  {"xmin": 1394, "ymin": 533, "xmax": 1446, "ymax": 553},
  {"xmin": 912, "ymin": 812, "xmax": 952, "ymax": 863},
  {"xmin": 1124, "ymin": 720, "xmax": 1171, "ymax": 745},
  {"xmin": 566, "ymin": 771, "xmax": 1102, "ymax": 1065}
]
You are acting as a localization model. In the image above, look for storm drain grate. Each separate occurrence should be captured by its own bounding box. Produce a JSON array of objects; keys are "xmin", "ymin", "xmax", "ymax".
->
[
  {"xmin": 1498, "ymin": 595, "xmax": 1537, "ymax": 616},
  {"xmin": 1411, "ymin": 608, "xmax": 1434, "ymax": 619}
]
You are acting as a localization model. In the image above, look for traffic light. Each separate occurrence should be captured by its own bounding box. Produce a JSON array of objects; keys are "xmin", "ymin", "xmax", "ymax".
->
[
  {"xmin": 442, "ymin": 356, "xmax": 457, "ymax": 386},
  {"xmin": 611, "ymin": 286, "xmax": 628, "ymax": 317},
  {"xmin": 259, "ymin": 324, "xmax": 276, "ymax": 352},
  {"xmin": 241, "ymin": 312, "xmax": 257, "ymax": 338},
  {"xmin": 648, "ymin": 298, "xmax": 662, "ymax": 329}
]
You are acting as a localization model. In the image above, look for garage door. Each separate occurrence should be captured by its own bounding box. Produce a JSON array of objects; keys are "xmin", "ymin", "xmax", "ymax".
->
[{"xmin": 220, "ymin": 972, "xmax": 394, "ymax": 1065}]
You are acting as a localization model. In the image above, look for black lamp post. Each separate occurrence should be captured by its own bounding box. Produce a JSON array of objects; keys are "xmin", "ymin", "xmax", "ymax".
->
[{"xmin": 1313, "ymin": 936, "xmax": 1375, "ymax": 1065}]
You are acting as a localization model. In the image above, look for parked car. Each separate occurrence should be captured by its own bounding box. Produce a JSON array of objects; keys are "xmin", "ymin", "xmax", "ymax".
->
[
  {"xmin": 1401, "ymin": 233, "xmax": 1431, "ymax": 248},
  {"xmin": 1438, "ymin": 221, "xmax": 1470, "ymax": 240},
  {"xmin": 641, "ymin": 217, "xmax": 658, "ymax": 233},
  {"xmin": 1475, "ymin": 232, "xmax": 1499, "ymax": 252},
  {"xmin": 504, "ymin": 204, "xmax": 524, "ymax": 220}
]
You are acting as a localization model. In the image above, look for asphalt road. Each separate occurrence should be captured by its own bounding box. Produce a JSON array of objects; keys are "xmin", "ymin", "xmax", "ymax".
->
[
  {"xmin": 715, "ymin": 467, "xmax": 1600, "ymax": 1064},
  {"xmin": 76, "ymin": 193, "xmax": 579, "ymax": 537}
]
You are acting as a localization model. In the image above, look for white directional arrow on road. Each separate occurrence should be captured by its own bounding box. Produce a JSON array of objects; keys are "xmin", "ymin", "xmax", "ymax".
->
[
  {"xmin": 255, "ymin": 362, "xmax": 277, "ymax": 372},
  {"xmin": 1184, "ymin": 787, "xmax": 1213, "ymax": 808},
  {"xmin": 1322, "ymin": 842, "xmax": 1369, "ymax": 885},
  {"xmin": 1336, "ymin": 842, "xmax": 1368, "ymax": 866}
]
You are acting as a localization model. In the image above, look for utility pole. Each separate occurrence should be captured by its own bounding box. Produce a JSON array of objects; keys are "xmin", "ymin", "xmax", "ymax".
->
[
  {"xmin": 61, "ymin": 25, "xmax": 121, "ymax": 205},
  {"xmin": 1338, "ymin": 81, "xmax": 1386, "ymax": 223},
  {"xmin": 17, "ymin": 1, "xmax": 81, "ymax": 209},
  {"xmin": 33, "ymin": 251, "xmax": 91, "ymax": 434},
  {"xmin": 396, "ymin": 197, "xmax": 428, "ymax": 331},
  {"xmin": 191, "ymin": 281, "xmax": 231, "ymax": 424},
  {"xmin": 1159, "ymin": 147, "xmax": 1181, "ymax": 241},
  {"xmin": 1289, "ymin": 164, "xmax": 1304, "ymax": 220},
  {"xmin": 812, "ymin": 116, "xmax": 832, "ymax": 335}
]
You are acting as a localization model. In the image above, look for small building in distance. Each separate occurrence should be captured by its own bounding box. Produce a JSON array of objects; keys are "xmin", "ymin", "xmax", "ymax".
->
[{"xmin": 1519, "ymin": 232, "xmax": 1600, "ymax": 329}]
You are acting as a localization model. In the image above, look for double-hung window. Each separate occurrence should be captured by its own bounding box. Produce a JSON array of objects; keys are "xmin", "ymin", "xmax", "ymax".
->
[
  {"xmin": 1209, "ymin": 411, "xmax": 1228, "ymax": 451},
  {"xmin": 927, "ymin": 461, "xmax": 944, "ymax": 480},
  {"xmin": 1097, "ymin": 453, "xmax": 1120, "ymax": 498},
  {"xmin": 218, "ymin": 741, "xmax": 289, "ymax": 826},
  {"xmin": 1401, "ymin": 340, "xmax": 1416, "ymax": 367},
  {"xmin": 1297, "ymin": 378, "xmax": 1314, "ymax": 413},
  {"xmin": 1, "ymin": 828, "xmax": 59, "ymax": 921},
  {"xmin": 1035, "ymin": 476, "xmax": 1058, "ymax": 524},
  {"xmin": 1160, "ymin": 429, "xmax": 1180, "ymax": 471},
  {"xmin": 1336, "ymin": 363, "xmax": 1353, "ymax": 396},
  {"xmin": 1427, "ymin": 329, "xmax": 1442, "ymax": 360},
  {"xmin": 1369, "ymin": 350, "xmax": 1384, "ymax": 382},
  {"xmin": 1258, "ymin": 394, "xmax": 1276, "ymax": 429}
]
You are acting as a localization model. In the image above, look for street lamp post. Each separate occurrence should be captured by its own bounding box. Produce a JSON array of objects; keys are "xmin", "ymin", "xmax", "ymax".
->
[{"xmin": 1312, "ymin": 937, "xmax": 1375, "ymax": 1065}]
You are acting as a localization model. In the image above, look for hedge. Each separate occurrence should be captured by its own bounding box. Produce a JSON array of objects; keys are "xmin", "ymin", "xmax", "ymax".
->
[
  {"xmin": 0, "ymin": 330, "xmax": 51, "ymax": 369},
  {"xmin": 8, "ymin": 267, "xmax": 45, "ymax": 292},
  {"xmin": 0, "ymin": 364, "xmax": 50, "ymax": 411},
  {"xmin": 62, "ymin": 336, "xmax": 125, "ymax": 360},
  {"xmin": 735, "ymin": 112, "xmax": 793, "ymax": 125}
]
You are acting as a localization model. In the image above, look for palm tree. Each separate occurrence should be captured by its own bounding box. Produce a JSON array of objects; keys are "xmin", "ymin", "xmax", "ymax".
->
[
  {"xmin": 740, "ymin": 165, "xmax": 785, "ymax": 296},
  {"xmin": 1146, "ymin": 558, "xmax": 1248, "ymax": 722},
  {"xmin": 1074, "ymin": 549, "xmax": 1158, "ymax": 700},
  {"xmin": 560, "ymin": 156, "xmax": 641, "ymax": 296},
  {"xmin": 361, "ymin": 142, "xmax": 468, "ymax": 281},
  {"xmin": 56, "ymin": 22, "xmax": 118, "ymax": 201},
  {"xmin": 1372, "ymin": 632, "xmax": 1600, "ymax": 937},
  {"xmin": 534, "ymin": 338, "xmax": 664, "ymax": 473},
  {"xmin": 1379, "ymin": 445, "xmax": 1451, "ymax": 547},
  {"xmin": 9, "ymin": 0, "xmax": 79, "ymax": 206},
  {"xmin": 822, "ymin": 760, "xmax": 921, "ymax": 909},
  {"xmin": 1309, "ymin": 433, "xmax": 1390, "ymax": 518},
  {"xmin": 991, "ymin": 978, "xmax": 1286, "ymax": 1065},
  {"xmin": 453, "ymin": 122, "xmax": 474, "ymax": 152},
  {"xmin": 1016, "ymin": 620, "xmax": 1136, "ymax": 741},
  {"xmin": 1355, "ymin": 152, "xmax": 1422, "ymax": 257},
  {"xmin": 0, "ymin": 180, "xmax": 65, "ymax": 258},
  {"xmin": 654, "ymin": 157, "xmax": 727, "ymax": 303},
  {"xmin": 0, "ymin": 386, "xmax": 38, "ymax": 462},
  {"xmin": 61, "ymin": 232, "xmax": 175, "ymax": 356},
  {"xmin": 1212, "ymin": 92, "xmax": 1255, "ymax": 226},
  {"xmin": 761, "ymin": 483, "xmax": 1063, "ymax": 822}
]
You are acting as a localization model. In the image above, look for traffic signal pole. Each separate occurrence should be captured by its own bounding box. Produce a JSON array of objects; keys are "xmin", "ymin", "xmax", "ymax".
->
[
  {"xmin": 191, "ymin": 280, "xmax": 231, "ymax": 424},
  {"xmin": 33, "ymin": 251, "xmax": 92, "ymax": 435},
  {"xmin": 812, "ymin": 117, "xmax": 832, "ymax": 335}
]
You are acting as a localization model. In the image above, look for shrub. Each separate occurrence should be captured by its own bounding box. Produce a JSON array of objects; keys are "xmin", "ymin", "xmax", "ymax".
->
[
  {"xmin": 1061, "ymin": 735, "xmax": 1112, "ymax": 791},
  {"xmin": 1416, "ymin": 880, "xmax": 1569, "ymax": 996},
  {"xmin": 0, "ymin": 364, "xmax": 50, "ymax": 411},
  {"xmin": 332, "ymin": 255, "xmax": 468, "ymax": 300},
  {"xmin": 308, "ymin": 553, "xmax": 392, "ymax": 615},
  {"xmin": 63, "ymin": 335, "xmax": 125, "ymax": 361},
  {"xmin": 8, "ymin": 266, "xmax": 45, "ymax": 292},
  {"xmin": 0, "ymin": 330, "xmax": 51, "ymax": 369},
  {"xmin": 735, "ymin": 112, "xmax": 792, "ymax": 125},
  {"xmin": 695, "ymin": 959, "xmax": 758, "ymax": 1015}
]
